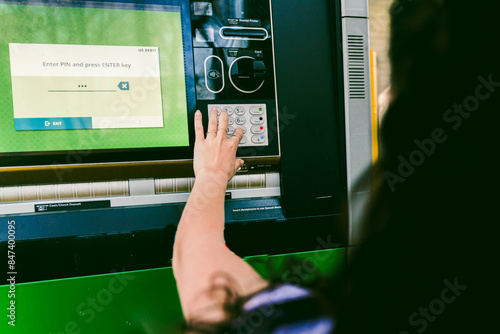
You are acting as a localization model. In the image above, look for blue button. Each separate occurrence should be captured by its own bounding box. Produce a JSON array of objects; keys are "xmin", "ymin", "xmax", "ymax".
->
[{"xmin": 15, "ymin": 117, "xmax": 92, "ymax": 130}]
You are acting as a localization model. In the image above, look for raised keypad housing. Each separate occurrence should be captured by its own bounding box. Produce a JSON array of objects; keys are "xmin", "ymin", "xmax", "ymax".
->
[{"xmin": 208, "ymin": 103, "xmax": 268, "ymax": 146}]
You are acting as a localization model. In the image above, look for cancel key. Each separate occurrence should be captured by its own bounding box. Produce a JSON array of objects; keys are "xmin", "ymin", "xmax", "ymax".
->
[{"xmin": 251, "ymin": 125, "xmax": 264, "ymax": 134}]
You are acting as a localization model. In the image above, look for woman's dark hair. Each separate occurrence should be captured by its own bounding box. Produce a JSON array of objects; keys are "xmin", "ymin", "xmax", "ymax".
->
[
  {"xmin": 187, "ymin": 0, "xmax": 499, "ymax": 332},
  {"xmin": 334, "ymin": 1, "xmax": 498, "ymax": 333}
]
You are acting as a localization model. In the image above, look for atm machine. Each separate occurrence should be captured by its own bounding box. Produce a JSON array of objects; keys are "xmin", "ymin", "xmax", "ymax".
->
[{"xmin": 0, "ymin": 0, "xmax": 372, "ymax": 331}]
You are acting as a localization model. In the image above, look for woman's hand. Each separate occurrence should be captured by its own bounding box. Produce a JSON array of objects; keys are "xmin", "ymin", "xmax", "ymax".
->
[{"xmin": 193, "ymin": 108, "xmax": 244, "ymax": 182}]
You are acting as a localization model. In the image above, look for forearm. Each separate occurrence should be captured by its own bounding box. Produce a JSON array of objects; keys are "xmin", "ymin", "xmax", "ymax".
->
[
  {"xmin": 173, "ymin": 170, "xmax": 268, "ymax": 321},
  {"xmin": 175, "ymin": 170, "xmax": 228, "ymax": 245}
]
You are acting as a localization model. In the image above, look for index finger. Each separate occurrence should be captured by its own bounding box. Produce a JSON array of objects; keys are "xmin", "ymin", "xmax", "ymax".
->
[{"xmin": 194, "ymin": 110, "xmax": 204, "ymax": 142}]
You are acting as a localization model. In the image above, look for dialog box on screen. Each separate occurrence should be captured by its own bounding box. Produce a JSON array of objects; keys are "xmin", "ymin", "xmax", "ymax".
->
[{"xmin": 9, "ymin": 43, "xmax": 164, "ymax": 130}]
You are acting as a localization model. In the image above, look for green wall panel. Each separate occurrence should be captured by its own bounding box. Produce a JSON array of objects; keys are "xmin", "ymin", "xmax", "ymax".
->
[{"xmin": 0, "ymin": 248, "xmax": 345, "ymax": 334}]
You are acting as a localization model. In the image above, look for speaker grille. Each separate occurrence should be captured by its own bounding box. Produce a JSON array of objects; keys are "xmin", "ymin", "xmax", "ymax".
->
[{"xmin": 347, "ymin": 35, "xmax": 366, "ymax": 100}]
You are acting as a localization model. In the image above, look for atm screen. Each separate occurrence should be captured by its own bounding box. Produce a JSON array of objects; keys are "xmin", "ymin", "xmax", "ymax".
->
[{"xmin": 0, "ymin": 0, "xmax": 195, "ymax": 165}]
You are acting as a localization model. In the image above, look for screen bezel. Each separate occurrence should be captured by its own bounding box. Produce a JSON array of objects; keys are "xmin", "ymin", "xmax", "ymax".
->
[{"xmin": 0, "ymin": 0, "xmax": 197, "ymax": 172}]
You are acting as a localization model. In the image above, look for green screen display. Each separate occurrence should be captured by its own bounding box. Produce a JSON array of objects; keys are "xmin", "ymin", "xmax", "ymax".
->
[{"xmin": 0, "ymin": 1, "xmax": 190, "ymax": 154}]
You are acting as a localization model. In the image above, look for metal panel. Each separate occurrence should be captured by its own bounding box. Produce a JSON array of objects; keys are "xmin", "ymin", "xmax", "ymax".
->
[
  {"xmin": 273, "ymin": 0, "xmax": 346, "ymax": 218},
  {"xmin": 341, "ymin": 16, "xmax": 373, "ymax": 245},
  {"xmin": 341, "ymin": 0, "xmax": 369, "ymax": 18}
]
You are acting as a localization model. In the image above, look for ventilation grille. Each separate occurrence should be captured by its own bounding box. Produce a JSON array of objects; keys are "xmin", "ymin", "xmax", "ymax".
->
[{"xmin": 347, "ymin": 35, "xmax": 367, "ymax": 100}]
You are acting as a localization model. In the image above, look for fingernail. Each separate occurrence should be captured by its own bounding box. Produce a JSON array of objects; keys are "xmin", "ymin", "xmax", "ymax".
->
[
  {"xmin": 195, "ymin": 110, "xmax": 201, "ymax": 116},
  {"xmin": 240, "ymin": 160, "xmax": 245, "ymax": 166}
]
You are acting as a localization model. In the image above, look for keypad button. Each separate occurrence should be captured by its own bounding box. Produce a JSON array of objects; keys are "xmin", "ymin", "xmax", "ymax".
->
[
  {"xmin": 208, "ymin": 104, "xmax": 267, "ymax": 147},
  {"xmin": 250, "ymin": 116, "xmax": 265, "ymax": 125},
  {"xmin": 251, "ymin": 135, "xmax": 266, "ymax": 144},
  {"xmin": 250, "ymin": 106, "xmax": 264, "ymax": 115},
  {"xmin": 235, "ymin": 116, "xmax": 246, "ymax": 125},
  {"xmin": 251, "ymin": 125, "xmax": 265, "ymax": 134},
  {"xmin": 235, "ymin": 106, "xmax": 246, "ymax": 115},
  {"xmin": 223, "ymin": 106, "xmax": 234, "ymax": 115}
]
